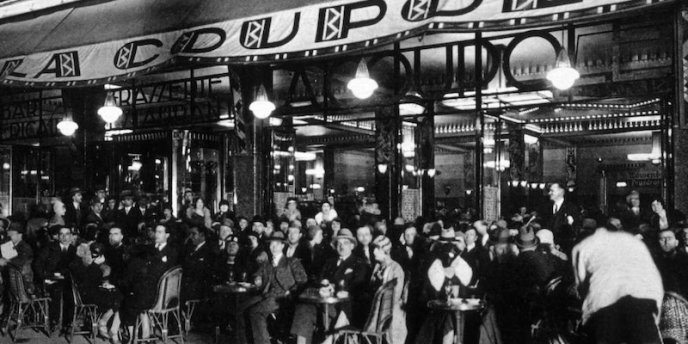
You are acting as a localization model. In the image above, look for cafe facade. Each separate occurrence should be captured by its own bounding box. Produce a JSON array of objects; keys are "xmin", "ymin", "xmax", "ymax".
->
[{"xmin": 0, "ymin": 0, "xmax": 686, "ymax": 221}]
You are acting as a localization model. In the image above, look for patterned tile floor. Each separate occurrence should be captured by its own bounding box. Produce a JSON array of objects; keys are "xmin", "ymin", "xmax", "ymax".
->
[{"xmin": 0, "ymin": 330, "xmax": 220, "ymax": 343}]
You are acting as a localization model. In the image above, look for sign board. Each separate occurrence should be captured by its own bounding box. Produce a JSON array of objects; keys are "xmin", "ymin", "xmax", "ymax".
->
[
  {"xmin": 0, "ymin": 0, "xmax": 669, "ymax": 87},
  {"xmin": 0, "ymin": 91, "xmax": 63, "ymax": 140}
]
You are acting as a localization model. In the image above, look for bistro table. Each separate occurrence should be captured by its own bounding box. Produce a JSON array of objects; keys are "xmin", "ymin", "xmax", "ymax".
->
[
  {"xmin": 212, "ymin": 282, "xmax": 259, "ymax": 344},
  {"xmin": 427, "ymin": 298, "xmax": 485, "ymax": 344},
  {"xmin": 298, "ymin": 288, "xmax": 350, "ymax": 332},
  {"xmin": 44, "ymin": 272, "xmax": 66, "ymax": 334}
]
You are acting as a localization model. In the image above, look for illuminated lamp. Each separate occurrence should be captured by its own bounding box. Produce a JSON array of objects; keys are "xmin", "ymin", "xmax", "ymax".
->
[
  {"xmin": 347, "ymin": 60, "xmax": 378, "ymax": 99},
  {"xmin": 249, "ymin": 84, "xmax": 275, "ymax": 119}
]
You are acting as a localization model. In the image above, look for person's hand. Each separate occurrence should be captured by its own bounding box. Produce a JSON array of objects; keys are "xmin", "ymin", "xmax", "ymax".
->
[{"xmin": 567, "ymin": 215, "xmax": 574, "ymax": 225}]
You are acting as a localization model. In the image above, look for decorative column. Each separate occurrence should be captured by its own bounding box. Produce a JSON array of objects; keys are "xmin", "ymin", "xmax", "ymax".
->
[
  {"xmin": 232, "ymin": 67, "xmax": 270, "ymax": 217},
  {"xmin": 672, "ymin": 5, "xmax": 688, "ymax": 213},
  {"xmin": 375, "ymin": 106, "xmax": 400, "ymax": 220},
  {"xmin": 417, "ymin": 116, "xmax": 434, "ymax": 218}
]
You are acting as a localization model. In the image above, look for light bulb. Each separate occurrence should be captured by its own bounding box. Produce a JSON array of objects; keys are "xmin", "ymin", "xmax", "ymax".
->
[
  {"xmin": 547, "ymin": 48, "xmax": 579, "ymax": 90},
  {"xmin": 377, "ymin": 164, "xmax": 388, "ymax": 174},
  {"xmin": 399, "ymin": 91, "xmax": 425, "ymax": 115},
  {"xmin": 98, "ymin": 93, "xmax": 122, "ymax": 123},
  {"xmin": 347, "ymin": 60, "xmax": 378, "ymax": 99},
  {"xmin": 57, "ymin": 118, "xmax": 78, "ymax": 136},
  {"xmin": 249, "ymin": 84, "xmax": 275, "ymax": 119}
]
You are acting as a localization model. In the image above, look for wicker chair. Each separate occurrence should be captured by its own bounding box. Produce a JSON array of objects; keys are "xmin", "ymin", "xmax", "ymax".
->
[
  {"xmin": 333, "ymin": 279, "xmax": 396, "ymax": 344},
  {"xmin": 182, "ymin": 299, "xmax": 202, "ymax": 338},
  {"xmin": 67, "ymin": 273, "xmax": 100, "ymax": 343},
  {"xmin": 3, "ymin": 266, "xmax": 51, "ymax": 342},
  {"xmin": 132, "ymin": 266, "xmax": 184, "ymax": 344}
]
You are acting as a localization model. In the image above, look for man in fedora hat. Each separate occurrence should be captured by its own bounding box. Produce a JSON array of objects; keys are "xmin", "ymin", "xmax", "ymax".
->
[
  {"xmin": 291, "ymin": 228, "xmax": 370, "ymax": 344},
  {"xmin": 116, "ymin": 190, "xmax": 142, "ymax": 240},
  {"xmin": 65, "ymin": 187, "xmax": 84, "ymax": 232},
  {"xmin": 0, "ymin": 223, "xmax": 36, "ymax": 295},
  {"xmin": 236, "ymin": 231, "xmax": 307, "ymax": 344}
]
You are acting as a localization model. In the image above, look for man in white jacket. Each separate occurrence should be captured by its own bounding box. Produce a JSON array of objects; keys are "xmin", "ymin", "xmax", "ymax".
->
[{"xmin": 572, "ymin": 223, "xmax": 664, "ymax": 344}]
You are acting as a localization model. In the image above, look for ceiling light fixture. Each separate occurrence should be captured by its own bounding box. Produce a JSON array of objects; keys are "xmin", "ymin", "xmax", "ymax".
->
[
  {"xmin": 347, "ymin": 59, "xmax": 378, "ymax": 99},
  {"xmin": 57, "ymin": 117, "xmax": 78, "ymax": 136},
  {"xmin": 98, "ymin": 92, "xmax": 123, "ymax": 124},
  {"xmin": 249, "ymin": 84, "xmax": 275, "ymax": 119}
]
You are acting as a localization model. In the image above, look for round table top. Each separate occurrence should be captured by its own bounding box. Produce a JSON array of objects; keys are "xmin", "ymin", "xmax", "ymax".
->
[
  {"xmin": 213, "ymin": 282, "xmax": 258, "ymax": 294},
  {"xmin": 427, "ymin": 298, "xmax": 485, "ymax": 312},
  {"xmin": 299, "ymin": 289, "xmax": 350, "ymax": 304}
]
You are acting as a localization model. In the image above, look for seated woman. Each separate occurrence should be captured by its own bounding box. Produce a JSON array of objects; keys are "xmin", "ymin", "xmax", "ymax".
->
[
  {"xmin": 371, "ymin": 236, "xmax": 407, "ymax": 344},
  {"xmin": 70, "ymin": 242, "xmax": 123, "ymax": 343}
]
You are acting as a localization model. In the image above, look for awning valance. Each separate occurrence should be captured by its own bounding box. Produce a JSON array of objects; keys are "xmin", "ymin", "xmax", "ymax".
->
[{"xmin": 0, "ymin": 0, "xmax": 673, "ymax": 87}]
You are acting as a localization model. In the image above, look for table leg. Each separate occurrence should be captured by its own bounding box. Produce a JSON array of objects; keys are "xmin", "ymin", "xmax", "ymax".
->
[
  {"xmin": 453, "ymin": 311, "xmax": 464, "ymax": 344},
  {"xmin": 323, "ymin": 305, "xmax": 330, "ymax": 332}
]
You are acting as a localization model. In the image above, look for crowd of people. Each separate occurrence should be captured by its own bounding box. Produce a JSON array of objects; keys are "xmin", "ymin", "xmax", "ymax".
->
[{"xmin": 0, "ymin": 182, "xmax": 686, "ymax": 344}]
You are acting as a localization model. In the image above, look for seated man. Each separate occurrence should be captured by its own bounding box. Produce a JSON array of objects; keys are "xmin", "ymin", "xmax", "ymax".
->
[
  {"xmin": 34, "ymin": 226, "xmax": 77, "ymax": 332},
  {"xmin": 241, "ymin": 231, "xmax": 307, "ymax": 344},
  {"xmin": 291, "ymin": 228, "xmax": 370, "ymax": 344},
  {"xmin": 0, "ymin": 223, "xmax": 35, "ymax": 294}
]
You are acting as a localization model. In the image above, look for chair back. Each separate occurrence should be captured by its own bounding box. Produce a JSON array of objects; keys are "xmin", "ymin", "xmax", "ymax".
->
[
  {"xmin": 69, "ymin": 273, "xmax": 85, "ymax": 307},
  {"xmin": 7, "ymin": 266, "xmax": 30, "ymax": 303},
  {"xmin": 363, "ymin": 278, "xmax": 396, "ymax": 334},
  {"xmin": 150, "ymin": 266, "xmax": 183, "ymax": 312}
]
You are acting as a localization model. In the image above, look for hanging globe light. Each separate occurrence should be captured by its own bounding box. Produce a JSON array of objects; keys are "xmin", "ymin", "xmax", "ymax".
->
[
  {"xmin": 57, "ymin": 117, "xmax": 78, "ymax": 136},
  {"xmin": 98, "ymin": 93, "xmax": 123, "ymax": 124},
  {"xmin": 547, "ymin": 48, "xmax": 580, "ymax": 90},
  {"xmin": 249, "ymin": 84, "xmax": 275, "ymax": 119},
  {"xmin": 347, "ymin": 59, "xmax": 378, "ymax": 99}
]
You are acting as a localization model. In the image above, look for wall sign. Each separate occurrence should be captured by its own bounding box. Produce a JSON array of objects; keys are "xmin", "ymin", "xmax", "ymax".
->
[{"xmin": 0, "ymin": 0, "xmax": 669, "ymax": 87}]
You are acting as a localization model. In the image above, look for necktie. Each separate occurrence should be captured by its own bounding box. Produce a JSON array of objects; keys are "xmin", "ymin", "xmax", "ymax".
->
[
  {"xmin": 156, "ymin": 244, "xmax": 161, "ymax": 250},
  {"xmin": 554, "ymin": 204, "xmax": 559, "ymax": 214},
  {"xmin": 337, "ymin": 258, "xmax": 343, "ymax": 267},
  {"xmin": 62, "ymin": 245, "xmax": 66, "ymax": 253}
]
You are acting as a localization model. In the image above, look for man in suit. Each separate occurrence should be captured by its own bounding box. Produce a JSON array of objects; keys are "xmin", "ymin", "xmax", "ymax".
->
[
  {"xmin": 543, "ymin": 182, "xmax": 580, "ymax": 253},
  {"xmin": 291, "ymin": 228, "xmax": 370, "ymax": 344},
  {"xmin": 64, "ymin": 187, "xmax": 84, "ymax": 233},
  {"xmin": 242, "ymin": 231, "xmax": 307, "ymax": 344},
  {"xmin": 34, "ymin": 226, "xmax": 77, "ymax": 331},
  {"xmin": 0, "ymin": 223, "xmax": 35, "ymax": 294},
  {"xmin": 104, "ymin": 226, "xmax": 127, "ymax": 287},
  {"xmin": 153, "ymin": 224, "xmax": 178, "ymax": 270},
  {"xmin": 116, "ymin": 191, "xmax": 142, "ymax": 241},
  {"xmin": 285, "ymin": 225, "xmax": 311, "ymax": 272},
  {"xmin": 84, "ymin": 196, "xmax": 105, "ymax": 230},
  {"xmin": 181, "ymin": 226, "xmax": 214, "ymax": 302},
  {"xmin": 354, "ymin": 225, "xmax": 375, "ymax": 270}
]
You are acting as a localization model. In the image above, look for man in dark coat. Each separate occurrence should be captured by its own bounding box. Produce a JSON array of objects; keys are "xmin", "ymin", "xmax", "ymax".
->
[
  {"xmin": 242, "ymin": 231, "xmax": 307, "ymax": 344},
  {"xmin": 104, "ymin": 226, "xmax": 128, "ymax": 287},
  {"xmin": 0, "ymin": 223, "xmax": 35, "ymax": 294},
  {"xmin": 64, "ymin": 187, "xmax": 84, "ymax": 232},
  {"xmin": 84, "ymin": 196, "xmax": 105, "ymax": 229},
  {"xmin": 34, "ymin": 226, "xmax": 77, "ymax": 331},
  {"xmin": 152, "ymin": 223, "xmax": 179, "ymax": 270},
  {"xmin": 541, "ymin": 182, "xmax": 580, "ymax": 253},
  {"xmin": 285, "ymin": 225, "xmax": 311, "ymax": 272},
  {"xmin": 116, "ymin": 191, "xmax": 142, "ymax": 241},
  {"xmin": 181, "ymin": 226, "xmax": 215, "ymax": 302},
  {"xmin": 291, "ymin": 228, "xmax": 370, "ymax": 344},
  {"xmin": 353, "ymin": 225, "xmax": 376, "ymax": 270}
]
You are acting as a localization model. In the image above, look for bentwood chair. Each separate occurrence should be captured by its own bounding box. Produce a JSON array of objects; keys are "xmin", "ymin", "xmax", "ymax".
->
[
  {"xmin": 3, "ymin": 266, "xmax": 51, "ymax": 343},
  {"xmin": 132, "ymin": 266, "xmax": 184, "ymax": 344},
  {"xmin": 67, "ymin": 273, "xmax": 100, "ymax": 343},
  {"xmin": 333, "ymin": 279, "xmax": 396, "ymax": 344}
]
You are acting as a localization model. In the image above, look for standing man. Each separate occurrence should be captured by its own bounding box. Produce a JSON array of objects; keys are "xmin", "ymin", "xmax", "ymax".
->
[
  {"xmin": 84, "ymin": 196, "xmax": 105, "ymax": 230},
  {"xmin": 181, "ymin": 226, "xmax": 214, "ymax": 303},
  {"xmin": 64, "ymin": 187, "xmax": 84, "ymax": 232},
  {"xmin": 572, "ymin": 224, "xmax": 664, "ymax": 344},
  {"xmin": 244, "ymin": 231, "xmax": 307, "ymax": 344},
  {"xmin": 117, "ymin": 190, "xmax": 142, "ymax": 241},
  {"xmin": 544, "ymin": 182, "xmax": 580, "ymax": 253}
]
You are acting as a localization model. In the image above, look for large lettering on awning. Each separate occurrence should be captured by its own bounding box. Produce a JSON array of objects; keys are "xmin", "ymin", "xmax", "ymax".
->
[{"xmin": 0, "ymin": 0, "xmax": 670, "ymax": 87}]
